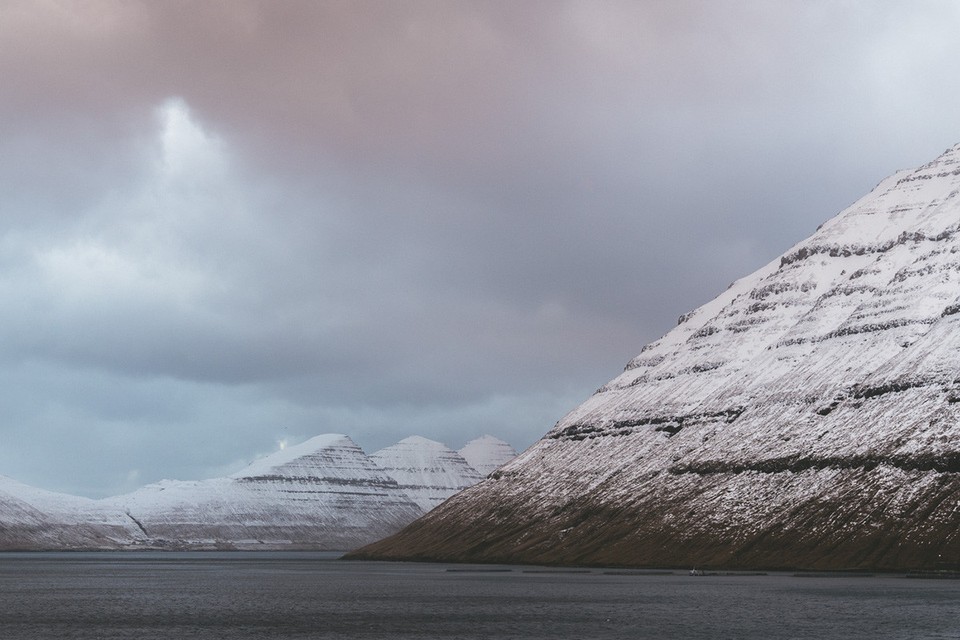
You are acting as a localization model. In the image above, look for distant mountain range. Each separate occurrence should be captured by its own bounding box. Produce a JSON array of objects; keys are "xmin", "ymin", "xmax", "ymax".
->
[
  {"xmin": 0, "ymin": 434, "xmax": 516, "ymax": 551},
  {"xmin": 352, "ymin": 143, "xmax": 960, "ymax": 571}
]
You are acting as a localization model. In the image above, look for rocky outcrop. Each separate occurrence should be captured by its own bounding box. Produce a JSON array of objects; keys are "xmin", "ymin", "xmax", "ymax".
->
[{"xmin": 350, "ymin": 143, "xmax": 960, "ymax": 571}]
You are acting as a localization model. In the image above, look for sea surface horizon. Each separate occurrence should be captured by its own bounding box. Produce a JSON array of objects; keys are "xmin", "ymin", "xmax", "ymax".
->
[{"xmin": 1, "ymin": 551, "xmax": 957, "ymax": 639}]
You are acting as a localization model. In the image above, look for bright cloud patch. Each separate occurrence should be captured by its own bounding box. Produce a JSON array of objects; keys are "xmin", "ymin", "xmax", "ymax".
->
[
  {"xmin": 14, "ymin": 98, "xmax": 258, "ymax": 377},
  {"xmin": 157, "ymin": 98, "xmax": 227, "ymax": 182}
]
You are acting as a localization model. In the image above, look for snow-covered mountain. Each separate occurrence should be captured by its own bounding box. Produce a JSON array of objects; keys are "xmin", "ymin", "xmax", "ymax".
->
[
  {"xmin": 0, "ymin": 433, "xmax": 516, "ymax": 550},
  {"xmin": 0, "ymin": 475, "xmax": 139, "ymax": 550},
  {"xmin": 351, "ymin": 143, "xmax": 960, "ymax": 571},
  {"xmin": 458, "ymin": 435, "xmax": 518, "ymax": 477},
  {"xmin": 101, "ymin": 434, "xmax": 424, "ymax": 550},
  {"xmin": 370, "ymin": 436, "xmax": 483, "ymax": 512}
]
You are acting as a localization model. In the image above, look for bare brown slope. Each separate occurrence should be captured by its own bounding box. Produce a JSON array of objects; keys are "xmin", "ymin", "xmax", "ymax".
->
[{"xmin": 349, "ymin": 465, "xmax": 960, "ymax": 570}]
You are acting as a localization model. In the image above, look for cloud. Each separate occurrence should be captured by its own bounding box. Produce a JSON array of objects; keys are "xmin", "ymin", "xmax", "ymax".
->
[
  {"xmin": 1, "ymin": 100, "xmax": 245, "ymax": 377},
  {"xmin": 2, "ymin": 1, "xmax": 960, "ymax": 496}
]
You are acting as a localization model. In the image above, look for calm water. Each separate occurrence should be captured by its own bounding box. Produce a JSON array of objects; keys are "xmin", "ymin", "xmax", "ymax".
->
[{"xmin": 1, "ymin": 552, "xmax": 959, "ymax": 639}]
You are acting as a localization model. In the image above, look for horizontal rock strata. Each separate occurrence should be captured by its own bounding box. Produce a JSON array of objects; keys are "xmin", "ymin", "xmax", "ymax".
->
[
  {"xmin": 1, "ymin": 434, "xmax": 514, "ymax": 551},
  {"xmin": 351, "ymin": 144, "xmax": 960, "ymax": 571}
]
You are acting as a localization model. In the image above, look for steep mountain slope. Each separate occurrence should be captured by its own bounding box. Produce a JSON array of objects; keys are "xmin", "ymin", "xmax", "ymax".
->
[
  {"xmin": 458, "ymin": 436, "xmax": 518, "ymax": 477},
  {"xmin": 370, "ymin": 436, "xmax": 483, "ymax": 512},
  {"xmin": 103, "ymin": 434, "xmax": 424, "ymax": 550},
  {"xmin": 351, "ymin": 143, "xmax": 960, "ymax": 571}
]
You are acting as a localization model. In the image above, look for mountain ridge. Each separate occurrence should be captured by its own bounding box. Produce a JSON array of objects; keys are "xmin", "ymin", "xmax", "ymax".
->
[
  {"xmin": 0, "ymin": 433, "xmax": 515, "ymax": 551},
  {"xmin": 458, "ymin": 435, "xmax": 518, "ymax": 477},
  {"xmin": 370, "ymin": 437, "xmax": 483, "ymax": 512},
  {"xmin": 349, "ymin": 143, "xmax": 960, "ymax": 571}
]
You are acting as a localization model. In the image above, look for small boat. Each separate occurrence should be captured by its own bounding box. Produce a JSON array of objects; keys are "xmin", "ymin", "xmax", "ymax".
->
[{"xmin": 689, "ymin": 567, "xmax": 704, "ymax": 576}]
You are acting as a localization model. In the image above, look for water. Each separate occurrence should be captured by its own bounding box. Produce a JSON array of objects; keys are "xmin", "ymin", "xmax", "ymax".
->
[{"xmin": 1, "ymin": 552, "xmax": 959, "ymax": 639}]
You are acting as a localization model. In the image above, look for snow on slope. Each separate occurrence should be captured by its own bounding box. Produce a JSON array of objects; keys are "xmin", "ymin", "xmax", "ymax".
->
[
  {"xmin": 458, "ymin": 436, "xmax": 518, "ymax": 477},
  {"xmin": 352, "ymin": 143, "xmax": 960, "ymax": 571},
  {"xmin": 102, "ymin": 434, "xmax": 424, "ymax": 550},
  {"xmin": 0, "ymin": 432, "xmax": 518, "ymax": 551},
  {"xmin": 0, "ymin": 475, "xmax": 140, "ymax": 549},
  {"xmin": 370, "ymin": 436, "xmax": 483, "ymax": 512}
]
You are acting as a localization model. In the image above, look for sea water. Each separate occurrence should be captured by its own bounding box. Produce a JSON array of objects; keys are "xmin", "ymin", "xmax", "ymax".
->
[{"xmin": 1, "ymin": 552, "xmax": 958, "ymax": 639}]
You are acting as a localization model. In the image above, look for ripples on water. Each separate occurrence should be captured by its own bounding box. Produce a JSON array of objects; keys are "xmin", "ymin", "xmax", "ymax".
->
[{"xmin": 1, "ymin": 552, "xmax": 959, "ymax": 639}]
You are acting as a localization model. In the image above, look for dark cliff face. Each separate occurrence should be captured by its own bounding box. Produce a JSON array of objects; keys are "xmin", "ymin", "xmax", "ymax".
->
[{"xmin": 350, "ymin": 143, "xmax": 960, "ymax": 571}]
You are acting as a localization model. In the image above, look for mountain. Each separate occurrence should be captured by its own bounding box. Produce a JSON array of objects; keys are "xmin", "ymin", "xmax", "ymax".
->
[
  {"xmin": 370, "ymin": 436, "xmax": 483, "ymax": 512},
  {"xmin": 0, "ymin": 433, "xmax": 517, "ymax": 551},
  {"xmin": 0, "ymin": 475, "xmax": 140, "ymax": 550},
  {"xmin": 102, "ymin": 434, "xmax": 424, "ymax": 550},
  {"xmin": 350, "ymin": 143, "xmax": 960, "ymax": 571},
  {"xmin": 458, "ymin": 436, "xmax": 518, "ymax": 477}
]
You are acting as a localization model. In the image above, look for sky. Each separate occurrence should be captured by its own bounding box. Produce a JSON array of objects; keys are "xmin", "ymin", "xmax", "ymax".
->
[{"xmin": 2, "ymin": 0, "xmax": 960, "ymax": 498}]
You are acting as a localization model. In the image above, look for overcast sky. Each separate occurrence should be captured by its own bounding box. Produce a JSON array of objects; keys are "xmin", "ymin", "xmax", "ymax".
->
[{"xmin": 2, "ymin": 1, "xmax": 959, "ymax": 497}]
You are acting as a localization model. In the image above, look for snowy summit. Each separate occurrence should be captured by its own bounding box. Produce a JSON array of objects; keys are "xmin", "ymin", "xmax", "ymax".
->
[
  {"xmin": 0, "ymin": 433, "xmax": 514, "ymax": 551},
  {"xmin": 352, "ymin": 143, "xmax": 960, "ymax": 571},
  {"xmin": 458, "ymin": 436, "xmax": 518, "ymax": 477}
]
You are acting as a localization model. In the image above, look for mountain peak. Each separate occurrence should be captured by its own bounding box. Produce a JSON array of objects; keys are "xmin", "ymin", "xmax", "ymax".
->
[
  {"xmin": 371, "ymin": 436, "xmax": 482, "ymax": 512},
  {"xmin": 1, "ymin": 431, "xmax": 518, "ymax": 551},
  {"xmin": 351, "ymin": 142, "xmax": 960, "ymax": 571},
  {"xmin": 230, "ymin": 433, "xmax": 360, "ymax": 479},
  {"xmin": 458, "ymin": 436, "xmax": 518, "ymax": 477}
]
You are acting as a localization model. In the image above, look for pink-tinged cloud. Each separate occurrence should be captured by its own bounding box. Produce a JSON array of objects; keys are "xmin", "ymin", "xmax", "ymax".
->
[{"xmin": 1, "ymin": 1, "xmax": 959, "ymax": 496}]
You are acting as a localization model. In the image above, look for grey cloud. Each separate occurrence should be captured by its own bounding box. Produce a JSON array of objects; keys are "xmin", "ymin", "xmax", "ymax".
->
[{"xmin": 2, "ymin": 1, "xmax": 960, "ymax": 496}]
